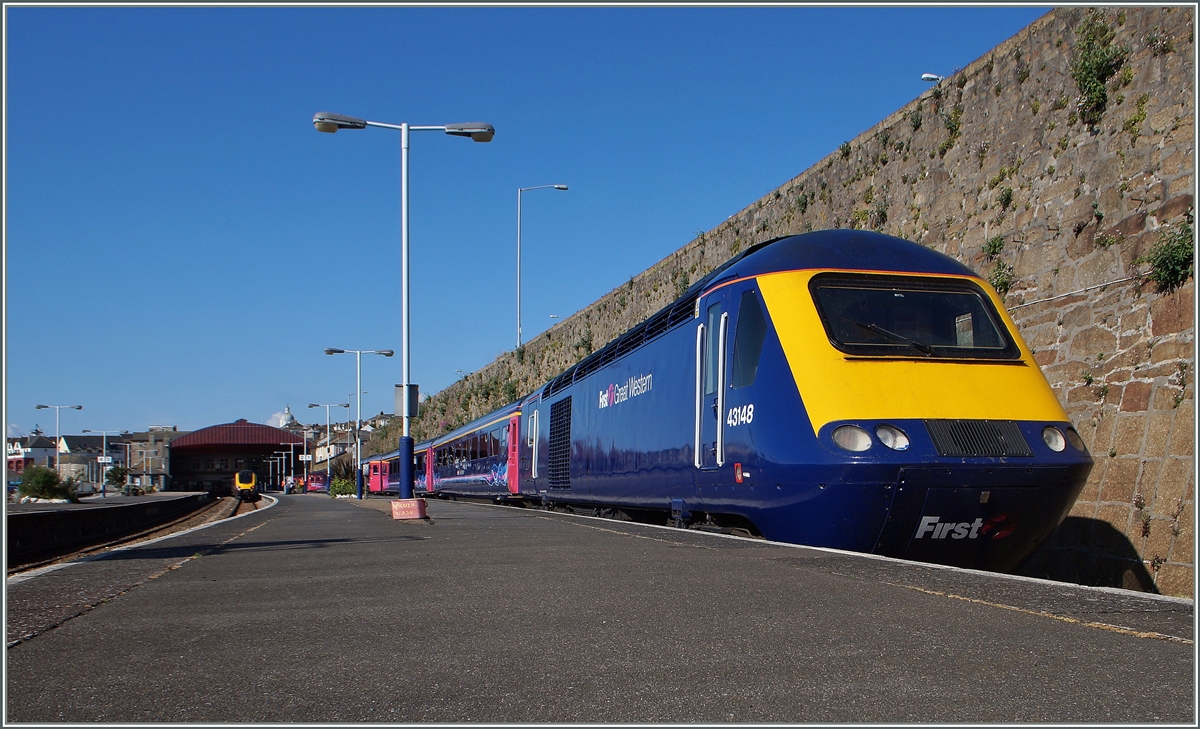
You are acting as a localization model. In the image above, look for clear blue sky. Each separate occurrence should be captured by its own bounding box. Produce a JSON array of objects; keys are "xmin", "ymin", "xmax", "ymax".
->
[{"xmin": 5, "ymin": 4, "xmax": 1050, "ymax": 438}]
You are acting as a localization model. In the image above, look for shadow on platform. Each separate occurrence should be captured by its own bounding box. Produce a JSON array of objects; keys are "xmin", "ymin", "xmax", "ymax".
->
[{"xmin": 1016, "ymin": 516, "xmax": 1159, "ymax": 593}]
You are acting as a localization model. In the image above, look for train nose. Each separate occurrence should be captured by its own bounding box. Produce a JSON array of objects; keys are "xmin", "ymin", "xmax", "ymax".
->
[{"xmin": 873, "ymin": 465, "xmax": 1089, "ymax": 571}]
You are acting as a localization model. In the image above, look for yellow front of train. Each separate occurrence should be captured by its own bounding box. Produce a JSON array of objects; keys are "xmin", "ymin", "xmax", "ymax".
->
[
  {"xmin": 234, "ymin": 469, "xmax": 258, "ymax": 501},
  {"xmin": 756, "ymin": 267, "xmax": 1092, "ymax": 570}
]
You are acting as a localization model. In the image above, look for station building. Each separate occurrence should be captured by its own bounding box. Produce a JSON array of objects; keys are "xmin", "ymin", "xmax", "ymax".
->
[{"xmin": 167, "ymin": 419, "xmax": 307, "ymax": 493}]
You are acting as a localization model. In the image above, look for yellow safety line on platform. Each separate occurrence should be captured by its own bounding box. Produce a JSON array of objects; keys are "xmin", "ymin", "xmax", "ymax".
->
[{"xmin": 891, "ymin": 583, "xmax": 1193, "ymax": 644}]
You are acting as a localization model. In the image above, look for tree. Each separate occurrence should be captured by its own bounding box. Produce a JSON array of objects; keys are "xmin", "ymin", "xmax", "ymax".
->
[
  {"xmin": 105, "ymin": 465, "xmax": 129, "ymax": 489},
  {"xmin": 17, "ymin": 465, "xmax": 79, "ymax": 502}
]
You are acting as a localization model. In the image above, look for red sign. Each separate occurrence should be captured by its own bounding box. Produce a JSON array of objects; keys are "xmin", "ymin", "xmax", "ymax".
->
[{"xmin": 391, "ymin": 498, "xmax": 427, "ymax": 520}]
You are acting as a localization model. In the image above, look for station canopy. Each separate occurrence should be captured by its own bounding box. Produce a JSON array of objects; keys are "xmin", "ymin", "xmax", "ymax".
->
[{"xmin": 169, "ymin": 419, "xmax": 306, "ymax": 455}]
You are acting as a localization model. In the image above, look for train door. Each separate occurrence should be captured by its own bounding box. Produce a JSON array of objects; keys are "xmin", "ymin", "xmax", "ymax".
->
[
  {"xmin": 425, "ymin": 447, "xmax": 435, "ymax": 493},
  {"xmin": 524, "ymin": 404, "xmax": 541, "ymax": 493},
  {"xmin": 695, "ymin": 294, "xmax": 730, "ymax": 471},
  {"xmin": 366, "ymin": 461, "xmax": 380, "ymax": 493},
  {"xmin": 507, "ymin": 414, "xmax": 520, "ymax": 495}
]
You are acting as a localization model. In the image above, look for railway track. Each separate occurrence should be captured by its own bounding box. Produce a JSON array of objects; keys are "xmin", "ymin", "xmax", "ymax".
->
[{"xmin": 6, "ymin": 496, "xmax": 249, "ymax": 577}]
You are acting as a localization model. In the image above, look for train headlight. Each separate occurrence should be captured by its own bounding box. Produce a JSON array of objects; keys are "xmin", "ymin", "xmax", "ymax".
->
[
  {"xmin": 1042, "ymin": 426, "xmax": 1066, "ymax": 452},
  {"xmin": 833, "ymin": 425, "xmax": 872, "ymax": 452},
  {"xmin": 1065, "ymin": 427, "xmax": 1088, "ymax": 452},
  {"xmin": 875, "ymin": 424, "xmax": 910, "ymax": 451}
]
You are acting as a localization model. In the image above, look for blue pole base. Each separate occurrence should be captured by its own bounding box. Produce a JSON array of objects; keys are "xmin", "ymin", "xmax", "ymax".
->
[
  {"xmin": 398, "ymin": 436, "xmax": 415, "ymax": 500},
  {"xmin": 355, "ymin": 467, "xmax": 364, "ymax": 500}
]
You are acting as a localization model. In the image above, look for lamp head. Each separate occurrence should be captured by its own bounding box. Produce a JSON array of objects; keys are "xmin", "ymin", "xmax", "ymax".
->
[
  {"xmin": 444, "ymin": 122, "xmax": 495, "ymax": 143},
  {"xmin": 554, "ymin": 185, "xmax": 568, "ymax": 190},
  {"xmin": 379, "ymin": 350, "xmax": 394, "ymax": 357},
  {"xmin": 324, "ymin": 348, "xmax": 344, "ymax": 355},
  {"xmin": 921, "ymin": 73, "xmax": 943, "ymax": 83},
  {"xmin": 308, "ymin": 403, "xmax": 319, "ymax": 408},
  {"xmin": 35, "ymin": 404, "xmax": 48, "ymax": 409},
  {"xmin": 312, "ymin": 112, "xmax": 368, "ymax": 133}
]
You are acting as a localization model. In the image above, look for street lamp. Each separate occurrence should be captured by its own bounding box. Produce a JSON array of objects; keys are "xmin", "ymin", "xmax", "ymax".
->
[
  {"xmin": 517, "ymin": 184, "xmax": 568, "ymax": 348},
  {"xmin": 35, "ymin": 404, "xmax": 81, "ymax": 477},
  {"xmin": 921, "ymin": 73, "xmax": 944, "ymax": 83},
  {"xmin": 273, "ymin": 450, "xmax": 292, "ymax": 491},
  {"xmin": 325, "ymin": 348, "xmax": 393, "ymax": 499},
  {"xmin": 313, "ymin": 111, "xmax": 494, "ymax": 501},
  {"xmin": 83, "ymin": 429, "xmax": 129, "ymax": 498},
  {"xmin": 309, "ymin": 402, "xmax": 349, "ymax": 488}
]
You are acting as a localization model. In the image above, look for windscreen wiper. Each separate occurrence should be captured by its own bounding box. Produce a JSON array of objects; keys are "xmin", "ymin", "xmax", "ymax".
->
[{"xmin": 841, "ymin": 317, "xmax": 935, "ymax": 355}]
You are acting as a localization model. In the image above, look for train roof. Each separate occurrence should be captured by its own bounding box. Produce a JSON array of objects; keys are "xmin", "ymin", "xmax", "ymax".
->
[{"xmin": 543, "ymin": 230, "xmax": 978, "ymax": 397}]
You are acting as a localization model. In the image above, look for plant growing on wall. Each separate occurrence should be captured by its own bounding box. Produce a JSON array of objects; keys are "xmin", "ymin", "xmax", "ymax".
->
[
  {"xmin": 988, "ymin": 260, "xmax": 1015, "ymax": 295},
  {"xmin": 983, "ymin": 235, "xmax": 1005, "ymax": 261},
  {"xmin": 1136, "ymin": 211, "xmax": 1194, "ymax": 292},
  {"xmin": 937, "ymin": 106, "xmax": 963, "ymax": 157},
  {"xmin": 1069, "ymin": 10, "xmax": 1130, "ymax": 126}
]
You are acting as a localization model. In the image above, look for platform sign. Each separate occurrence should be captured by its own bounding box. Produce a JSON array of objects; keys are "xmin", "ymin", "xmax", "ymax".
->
[
  {"xmin": 97, "ymin": 456, "xmax": 113, "ymax": 463},
  {"xmin": 298, "ymin": 454, "xmax": 312, "ymax": 461},
  {"xmin": 391, "ymin": 498, "xmax": 427, "ymax": 520}
]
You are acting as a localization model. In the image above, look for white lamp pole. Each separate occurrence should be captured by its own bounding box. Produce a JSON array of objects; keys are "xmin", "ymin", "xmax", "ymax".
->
[
  {"xmin": 517, "ymin": 184, "xmax": 568, "ymax": 349},
  {"xmin": 35, "ymin": 404, "xmax": 81, "ymax": 477},
  {"xmin": 313, "ymin": 112, "xmax": 493, "ymax": 500},
  {"xmin": 83, "ymin": 429, "xmax": 128, "ymax": 498},
  {"xmin": 325, "ymin": 348, "xmax": 392, "ymax": 498},
  {"xmin": 309, "ymin": 402, "xmax": 349, "ymax": 490}
]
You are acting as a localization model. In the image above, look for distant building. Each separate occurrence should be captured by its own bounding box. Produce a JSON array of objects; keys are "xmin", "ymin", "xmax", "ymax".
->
[
  {"xmin": 168, "ymin": 419, "xmax": 307, "ymax": 493},
  {"xmin": 123, "ymin": 426, "xmax": 190, "ymax": 491},
  {"xmin": 57, "ymin": 435, "xmax": 131, "ymax": 483},
  {"xmin": 6, "ymin": 433, "xmax": 58, "ymax": 475}
]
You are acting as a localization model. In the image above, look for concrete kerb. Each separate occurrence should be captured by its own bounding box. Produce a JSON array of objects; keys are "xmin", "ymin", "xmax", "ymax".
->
[{"xmin": 5, "ymin": 495, "xmax": 279, "ymax": 587}]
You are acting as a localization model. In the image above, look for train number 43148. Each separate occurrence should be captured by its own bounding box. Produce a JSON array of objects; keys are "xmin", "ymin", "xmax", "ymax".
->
[{"xmin": 727, "ymin": 404, "xmax": 754, "ymax": 427}]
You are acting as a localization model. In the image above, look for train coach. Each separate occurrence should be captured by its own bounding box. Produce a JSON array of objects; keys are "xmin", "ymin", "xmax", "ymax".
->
[{"xmin": 372, "ymin": 229, "xmax": 1093, "ymax": 572}]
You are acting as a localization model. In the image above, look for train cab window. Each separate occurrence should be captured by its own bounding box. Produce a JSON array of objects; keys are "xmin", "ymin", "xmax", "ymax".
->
[
  {"xmin": 809, "ymin": 274, "xmax": 1019, "ymax": 360},
  {"xmin": 704, "ymin": 302, "xmax": 724, "ymax": 395},
  {"xmin": 731, "ymin": 290, "xmax": 768, "ymax": 388}
]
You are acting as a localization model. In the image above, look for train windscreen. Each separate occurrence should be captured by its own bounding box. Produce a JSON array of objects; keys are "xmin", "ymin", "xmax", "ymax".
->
[{"xmin": 809, "ymin": 274, "xmax": 1020, "ymax": 360}]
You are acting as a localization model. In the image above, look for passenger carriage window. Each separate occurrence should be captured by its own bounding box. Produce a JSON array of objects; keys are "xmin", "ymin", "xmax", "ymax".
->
[
  {"xmin": 809, "ymin": 274, "xmax": 1019, "ymax": 360},
  {"xmin": 704, "ymin": 302, "xmax": 724, "ymax": 395},
  {"xmin": 731, "ymin": 290, "xmax": 768, "ymax": 388}
]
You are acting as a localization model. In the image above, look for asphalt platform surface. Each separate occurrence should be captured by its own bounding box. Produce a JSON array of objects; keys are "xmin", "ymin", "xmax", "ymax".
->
[{"xmin": 5, "ymin": 494, "xmax": 1195, "ymax": 723}]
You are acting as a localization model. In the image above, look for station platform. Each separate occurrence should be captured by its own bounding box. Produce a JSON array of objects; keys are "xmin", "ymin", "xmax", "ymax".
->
[
  {"xmin": 6, "ymin": 491, "xmax": 208, "ymax": 513},
  {"xmin": 6, "ymin": 493, "xmax": 1194, "ymax": 723}
]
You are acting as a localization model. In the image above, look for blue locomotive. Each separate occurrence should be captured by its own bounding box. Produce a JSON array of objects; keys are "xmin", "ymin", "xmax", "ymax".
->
[{"xmin": 375, "ymin": 230, "xmax": 1093, "ymax": 572}]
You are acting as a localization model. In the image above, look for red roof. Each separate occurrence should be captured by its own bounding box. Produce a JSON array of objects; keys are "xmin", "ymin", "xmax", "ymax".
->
[{"xmin": 168, "ymin": 419, "xmax": 306, "ymax": 450}]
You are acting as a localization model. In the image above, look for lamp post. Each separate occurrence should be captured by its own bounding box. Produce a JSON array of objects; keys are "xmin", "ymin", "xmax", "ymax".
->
[
  {"xmin": 35, "ymin": 404, "xmax": 82, "ymax": 477},
  {"xmin": 325, "ymin": 348, "xmax": 393, "ymax": 499},
  {"xmin": 302, "ymin": 428, "xmax": 313, "ymax": 489},
  {"xmin": 309, "ymin": 402, "xmax": 349, "ymax": 489},
  {"xmin": 273, "ymin": 450, "xmax": 292, "ymax": 491},
  {"xmin": 83, "ymin": 429, "xmax": 129, "ymax": 498},
  {"xmin": 517, "ymin": 184, "xmax": 568, "ymax": 349},
  {"xmin": 313, "ymin": 111, "xmax": 493, "ymax": 501}
]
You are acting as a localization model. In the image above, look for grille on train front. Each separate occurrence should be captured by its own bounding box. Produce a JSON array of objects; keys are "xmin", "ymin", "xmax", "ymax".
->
[{"xmin": 924, "ymin": 419, "xmax": 1033, "ymax": 457}]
